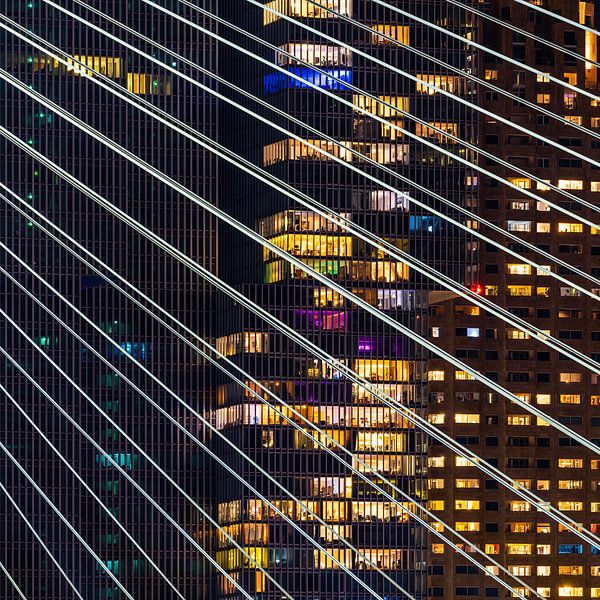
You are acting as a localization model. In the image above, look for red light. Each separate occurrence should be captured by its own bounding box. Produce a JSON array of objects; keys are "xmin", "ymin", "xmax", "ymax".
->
[{"xmin": 471, "ymin": 284, "xmax": 483, "ymax": 295}]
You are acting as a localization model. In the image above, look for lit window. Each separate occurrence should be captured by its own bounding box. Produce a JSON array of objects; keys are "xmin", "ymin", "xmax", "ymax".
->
[
  {"xmin": 454, "ymin": 370, "xmax": 476, "ymax": 381},
  {"xmin": 415, "ymin": 74, "xmax": 466, "ymax": 95},
  {"xmin": 536, "ymin": 265, "xmax": 552, "ymax": 276},
  {"xmin": 537, "ymin": 222, "xmax": 551, "ymax": 233},
  {"xmin": 455, "ymin": 522, "xmax": 480, "ymax": 531},
  {"xmin": 507, "ymin": 263, "xmax": 532, "ymax": 275},
  {"xmin": 507, "ymin": 286, "xmax": 532, "ymax": 297},
  {"xmin": 509, "ymin": 565, "xmax": 531, "ymax": 576},
  {"xmin": 485, "ymin": 285, "xmax": 499, "ymax": 296},
  {"xmin": 313, "ymin": 548, "xmax": 353, "ymax": 569},
  {"xmin": 370, "ymin": 24, "xmax": 410, "ymax": 45},
  {"xmin": 537, "ymin": 589, "xmax": 551, "ymax": 598},
  {"xmin": 485, "ymin": 544, "xmax": 500, "ymax": 555},
  {"xmin": 537, "ymin": 201, "xmax": 551, "ymax": 211},
  {"xmin": 263, "ymin": 0, "xmax": 352, "ymax": 24},
  {"xmin": 352, "ymin": 94, "xmax": 409, "ymax": 118},
  {"xmin": 560, "ymin": 372, "xmax": 582, "ymax": 383},
  {"xmin": 428, "ymin": 456, "xmax": 445, "ymax": 468},
  {"xmin": 558, "ymin": 458, "xmax": 584, "ymax": 469},
  {"xmin": 508, "ymin": 415, "xmax": 531, "ymax": 426},
  {"xmin": 428, "ymin": 478, "xmax": 445, "ymax": 489},
  {"xmin": 507, "ymin": 544, "xmax": 532, "ymax": 555},
  {"xmin": 557, "ymin": 501, "xmax": 583, "ymax": 511},
  {"xmin": 536, "ymin": 93, "xmax": 551, "ymax": 104},
  {"xmin": 558, "ymin": 480, "xmax": 583, "ymax": 490},
  {"xmin": 507, "ymin": 220, "xmax": 531, "ymax": 232},
  {"xmin": 592, "ymin": 589, "xmax": 600, "ymax": 598},
  {"xmin": 57, "ymin": 55, "xmax": 122, "ymax": 78},
  {"xmin": 454, "ymin": 414, "xmax": 480, "ymax": 424},
  {"xmin": 127, "ymin": 73, "xmax": 171, "ymax": 95},
  {"xmin": 558, "ymin": 588, "xmax": 583, "ymax": 597},
  {"xmin": 537, "ymin": 480, "xmax": 550, "ymax": 491},
  {"xmin": 428, "ymin": 500, "xmax": 445, "ymax": 510},
  {"xmin": 564, "ymin": 115, "xmax": 582, "ymax": 125},
  {"xmin": 428, "ymin": 370, "xmax": 445, "ymax": 382},
  {"xmin": 428, "ymin": 413, "xmax": 445, "ymax": 424},
  {"xmin": 536, "ymin": 394, "xmax": 551, "ymax": 405},
  {"xmin": 560, "ymin": 394, "xmax": 581, "ymax": 404},
  {"xmin": 455, "ymin": 479, "xmax": 480, "ymax": 489},
  {"xmin": 431, "ymin": 544, "xmax": 444, "ymax": 554},
  {"xmin": 592, "ymin": 503, "xmax": 600, "ymax": 512},
  {"xmin": 455, "ymin": 500, "xmax": 480, "ymax": 510},
  {"xmin": 484, "ymin": 69, "xmax": 498, "ymax": 80},
  {"xmin": 536, "ymin": 180, "xmax": 552, "ymax": 191},
  {"xmin": 276, "ymin": 43, "xmax": 351, "ymax": 67},
  {"xmin": 455, "ymin": 457, "xmax": 477, "ymax": 467},
  {"xmin": 509, "ymin": 501, "xmax": 531, "ymax": 512},
  {"xmin": 537, "ymin": 566, "xmax": 551, "ymax": 576},
  {"xmin": 592, "ymin": 182, "xmax": 600, "ymax": 192},
  {"xmin": 558, "ymin": 222, "xmax": 584, "ymax": 232},
  {"xmin": 508, "ymin": 178, "xmax": 532, "ymax": 189},
  {"xmin": 536, "ymin": 72, "xmax": 550, "ymax": 82}
]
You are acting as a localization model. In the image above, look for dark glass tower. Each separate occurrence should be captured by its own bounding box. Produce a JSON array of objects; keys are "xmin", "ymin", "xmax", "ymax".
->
[
  {"xmin": 2, "ymin": 2, "xmax": 217, "ymax": 598},
  {"xmin": 214, "ymin": 2, "xmax": 477, "ymax": 598}
]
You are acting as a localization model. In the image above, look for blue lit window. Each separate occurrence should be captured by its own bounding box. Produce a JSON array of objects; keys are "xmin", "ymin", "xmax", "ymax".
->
[
  {"xmin": 409, "ymin": 215, "xmax": 441, "ymax": 232},
  {"xmin": 111, "ymin": 341, "xmax": 149, "ymax": 361},
  {"xmin": 558, "ymin": 543, "xmax": 583, "ymax": 554},
  {"xmin": 264, "ymin": 67, "xmax": 352, "ymax": 94},
  {"xmin": 96, "ymin": 452, "xmax": 137, "ymax": 470},
  {"xmin": 592, "ymin": 545, "xmax": 600, "ymax": 555}
]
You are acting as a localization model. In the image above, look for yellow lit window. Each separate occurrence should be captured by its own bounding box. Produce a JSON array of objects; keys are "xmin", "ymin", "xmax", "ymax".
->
[
  {"xmin": 558, "ymin": 458, "xmax": 583, "ymax": 468},
  {"xmin": 514, "ymin": 479, "xmax": 531, "ymax": 490},
  {"xmin": 485, "ymin": 543, "xmax": 500, "ymax": 555},
  {"xmin": 558, "ymin": 180, "xmax": 584, "ymax": 191},
  {"xmin": 560, "ymin": 394, "xmax": 581, "ymax": 404},
  {"xmin": 592, "ymin": 396, "xmax": 600, "ymax": 406},
  {"xmin": 352, "ymin": 94, "xmax": 409, "ymax": 118},
  {"xmin": 427, "ymin": 370, "xmax": 445, "ymax": 382},
  {"xmin": 431, "ymin": 544, "xmax": 444, "ymax": 554},
  {"xmin": 454, "ymin": 370, "xmax": 476, "ymax": 381},
  {"xmin": 428, "ymin": 413, "xmax": 445, "ymax": 424},
  {"xmin": 537, "ymin": 566, "xmax": 551, "ymax": 576},
  {"xmin": 507, "ymin": 544, "xmax": 531, "ymax": 555},
  {"xmin": 537, "ymin": 589, "xmax": 551, "ymax": 598},
  {"xmin": 455, "ymin": 457, "xmax": 477, "ymax": 467},
  {"xmin": 592, "ymin": 567, "xmax": 600, "ymax": 576},
  {"xmin": 509, "ymin": 522, "xmax": 532, "ymax": 533},
  {"xmin": 428, "ymin": 456, "xmax": 445, "ymax": 468},
  {"xmin": 537, "ymin": 416, "xmax": 550, "ymax": 427},
  {"xmin": 536, "ymin": 93, "xmax": 551, "ymax": 104},
  {"xmin": 592, "ymin": 182, "xmax": 600, "ymax": 192},
  {"xmin": 455, "ymin": 500, "xmax": 480, "ymax": 510},
  {"xmin": 484, "ymin": 69, "xmax": 498, "ymax": 80},
  {"xmin": 537, "ymin": 480, "xmax": 550, "ymax": 491},
  {"xmin": 536, "ymin": 72, "xmax": 550, "ymax": 82},
  {"xmin": 313, "ymin": 548, "xmax": 353, "ymax": 569},
  {"xmin": 560, "ymin": 372, "xmax": 582, "ymax": 383},
  {"xmin": 559, "ymin": 565, "xmax": 583, "ymax": 576},
  {"xmin": 565, "ymin": 115, "xmax": 583, "ymax": 125},
  {"xmin": 415, "ymin": 121, "xmax": 459, "ymax": 143},
  {"xmin": 537, "ymin": 286, "xmax": 550, "ymax": 297},
  {"xmin": 428, "ymin": 478, "xmax": 445, "ymax": 489},
  {"xmin": 415, "ymin": 74, "xmax": 465, "ymax": 95},
  {"xmin": 454, "ymin": 414, "xmax": 480, "ymax": 424},
  {"xmin": 263, "ymin": 0, "xmax": 352, "ymax": 24},
  {"xmin": 58, "ymin": 55, "xmax": 122, "ymax": 78},
  {"xmin": 354, "ymin": 359, "xmax": 412, "ymax": 382},
  {"xmin": 558, "ymin": 480, "xmax": 583, "ymax": 490},
  {"xmin": 370, "ymin": 24, "xmax": 410, "ymax": 46},
  {"xmin": 558, "ymin": 501, "xmax": 583, "ymax": 511},
  {"xmin": 558, "ymin": 588, "xmax": 583, "ymax": 598},
  {"xmin": 509, "ymin": 565, "xmax": 531, "ymax": 576},
  {"xmin": 456, "ymin": 479, "xmax": 480, "ymax": 489},
  {"xmin": 507, "ymin": 329, "xmax": 530, "ymax": 340},
  {"xmin": 558, "ymin": 222, "xmax": 584, "ymax": 232},
  {"xmin": 536, "ymin": 394, "xmax": 551, "ymax": 405},
  {"xmin": 537, "ymin": 222, "xmax": 551, "ymax": 233},
  {"xmin": 591, "ymin": 589, "xmax": 600, "ymax": 598},
  {"xmin": 454, "ymin": 305, "xmax": 480, "ymax": 316},
  {"xmin": 507, "ymin": 178, "xmax": 532, "ymax": 190},
  {"xmin": 507, "ymin": 286, "xmax": 532, "ymax": 297},
  {"xmin": 455, "ymin": 522, "xmax": 480, "ymax": 531},
  {"xmin": 507, "ymin": 263, "xmax": 532, "ymax": 275},
  {"xmin": 564, "ymin": 72, "xmax": 578, "ymax": 85},
  {"xmin": 507, "ymin": 415, "xmax": 531, "ymax": 426},
  {"xmin": 127, "ymin": 73, "xmax": 171, "ymax": 95},
  {"xmin": 591, "ymin": 502, "xmax": 600, "ymax": 512},
  {"xmin": 593, "ymin": 460, "xmax": 600, "ymax": 470},
  {"xmin": 428, "ymin": 500, "xmax": 445, "ymax": 511},
  {"xmin": 536, "ymin": 179, "xmax": 551, "ymax": 191},
  {"xmin": 509, "ymin": 501, "xmax": 531, "ymax": 512},
  {"xmin": 485, "ymin": 285, "xmax": 499, "ymax": 296}
]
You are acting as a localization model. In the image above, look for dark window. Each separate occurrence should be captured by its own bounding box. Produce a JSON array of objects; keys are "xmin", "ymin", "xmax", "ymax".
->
[
  {"xmin": 485, "ymin": 350, "xmax": 499, "ymax": 360},
  {"xmin": 507, "ymin": 458, "xmax": 530, "ymax": 468},
  {"xmin": 537, "ymin": 459, "xmax": 551, "ymax": 468},
  {"xmin": 537, "ymin": 352, "xmax": 550, "ymax": 361},
  {"xmin": 485, "ymin": 502, "xmax": 499, "ymax": 511},
  {"xmin": 537, "ymin": 438, "xmax": 550, "ymax": 447},
  {"xmin": 485, "ymin": 437, "xmax": 499, "ymax": 446}
]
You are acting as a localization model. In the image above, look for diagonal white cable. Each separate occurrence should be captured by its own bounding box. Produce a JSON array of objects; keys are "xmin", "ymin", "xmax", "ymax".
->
[
  {"xmin": 364, "ymin": 0, "xmax": 600, "ymax": 99},
  {"xmin": 1, "ymin": 181, "xmax": 591, "ymax": 595},
  {"xmin": 2, "ymin": 146, "xmax": 599, "ymax": 560},
  {"xmin": 0, "ymin": 562, "xmax": 27, "ymax": 600},
  {"xmin": 0, "ymin": 295, "xmax": 412, "ymax": 600},
  {"xmin": 5, "ymin": 69, "xmax": 600, "ymax": 466},
  {"xmin": 0, "ymin": 339, "xmax": 294, "ymax": 600},
  {"xmin": 0, "ymin": 559, "xmax": 28, "ymax": 600},
  {"xmin": 0, "ymin": 482, "xmax": 83, "ymax": 600},
  {"xmin": 5, "ymin": 29, "xmax": 597, "ymax": 377},
  {"xmin": 0, "ymin": 445, "xmax": 135, "ymax": 600},
  {"xmin": 28, "ymin": 3, "xmax": 600, "ymax": 295},
  {"xmin": 9, "ymin": 182, "xmax": 592, "ymax": 595},
  {"xmin": 139, "ymin": 0, "xmax": 600, "ymax": 218},
  {"xmin": 448, "ymin": 0, "xmax": 600, "ymax": 69},
  {"xmin": 0, "ymin": 383, "xmax": 187, "ymax": 600},
  {"xmin": 0, "ymin": 225, "xmax": 534, "ymax": 598},
  {"xmin": 513, "ymin": 0, "xmax": 600, "ymax": 37}
]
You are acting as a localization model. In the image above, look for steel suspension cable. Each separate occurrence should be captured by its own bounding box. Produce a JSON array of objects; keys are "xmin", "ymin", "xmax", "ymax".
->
[
  {"xmin": 0, "ymin": 337, "xmax": 294, "ymax": 600},
  {"xmin": 5, "ymin": 69, "xmax": 600, "ymax": 467},
  {"xmin": 4, "ymin": 26, "xmax": 597, "ymax": 378},
  {"xmin": 447, "ymin": 0, "xmax": 600, "ymax": 69},
  {"xmin": 0, "ymin": 384, "xmax": 187, "ymax": 600},
  {"xmin": 0, "ymin": 446, "xmax": 135, "ymax": 600},
  {"xmin": 512, "ymin": 0, "xmax": 600, "ymax": 37},
  {"xmin": 28, "ymin": 3, "xmax": 600, "ymax": 297},
  {"xmin": 0, "ymin": 181, "xmax": 591, "ymax": 590},
  {"xmin": 1, "ymin": 141, "xmax": 598, "ymax": 557},
  {"xmin": 146, "ymin": 0, "xmax": 600, "ymax": 218},
  {"xmin": 0, "ymin": 483, "xmax": 83, "ymax": 600},
  {"xmin": 0, "ymin": 212, "xmax": 535, "ymax": 598},
  {"xmin": 0, "ymin": 559, "xmax": 28, "ymax": 600},
  {"xmin": 0, "ymin": 283, "xmax": 413, "ymax": 600},
  {"xmin": 7, "ymin": 180, "xmax": 594, "ymax": 595},
  {"xmin": 366, "ymin": 0, "xmax": 600, "ymax": 99}
]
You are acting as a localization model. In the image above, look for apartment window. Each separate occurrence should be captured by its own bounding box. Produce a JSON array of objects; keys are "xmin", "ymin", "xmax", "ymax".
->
[
  {"xmin": 507, "ymin": 544, "xmax": 531, "ymax": 555},
  {"xmin": 558, "ymin": 458, "xmax": 583, "ymax": 468},
  {"xmin": 370, "ymin": 25, "xmax": 410, "ymax": 45},
  {"xmin": 536, "ymin": 93, "xmax": 551, "ymax": 104},
  {"xmin": 127, "ymin": 73, "xmax": 171, "ymax": 95},
  {"xmin": 507, "ymin": 286, "xmax": 532, "ymax": 297},
  {"xmin": 428, "ymin": 370, "xmax": 445, "ymax": 382},
  {"xmin": 455, "ymin": 414, "xmax": 480, "ymax": 424},
  {"xmin": 507, "ymin": 263, "xmax": 532, "ymax": 275},
  {"xmin": 508, "ymin": 415, "xmax": 531, "ymax": 426},
  {"xmin": 560, "ymin": 372, "xmax": 582, "ymax": 383}
]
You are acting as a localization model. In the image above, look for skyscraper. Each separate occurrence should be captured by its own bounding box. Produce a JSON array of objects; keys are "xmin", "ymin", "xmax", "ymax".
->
[
  {"xmin": 427, "ymin": 1, "xmax": 600, "ymax": 597},
  {"xmin": 2, "ymin": 2, "xmax": 218, "ymax": 598}
]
